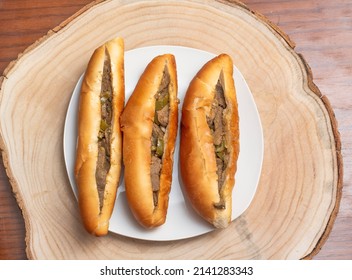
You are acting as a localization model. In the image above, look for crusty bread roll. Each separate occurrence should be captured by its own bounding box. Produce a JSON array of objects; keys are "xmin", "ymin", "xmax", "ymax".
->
[
  {"xmin": 120, "ymin": 54, "xmax": 178, "ymax": 228},
  {"xmin": 180, "ymin": 54, "xmax": 239, "ymax": 228},
  {"xmin": 74, "ymin": 38, "xmax": 124, "ymax": 236}
]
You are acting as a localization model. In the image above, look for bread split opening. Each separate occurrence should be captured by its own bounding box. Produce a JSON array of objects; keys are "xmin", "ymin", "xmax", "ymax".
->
[
  {"xmin": 206, "ymin": 74, "xmax": 229, "ymax": 210},
  {"xmin": 151, "ymin": 66, "xmax": 170, "ymax": 207},
  {"xmin": 95, "ymin": 49, "xmax": 113, "ymax": 211}
]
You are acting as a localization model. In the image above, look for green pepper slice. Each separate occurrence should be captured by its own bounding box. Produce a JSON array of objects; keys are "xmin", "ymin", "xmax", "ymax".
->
[
  {"xmin": 154, "ymin": 113, "xmax": 160, "ymax": 125},
  {"xmin": 156, "ymin": 138, "xmax": 164, "ymax": 157},
  {"xmin": 215, "ymin": 140, "xmax": 225, "ymax": 152},
  {"xmin": 100, "ymin": 92, "xmax": 110, "ymax": 103},
  {"xmin": 100, "ymin": 119, "xmax": 109, "ymax": 132},
  {"xmin": 155, "ymin": 94, "xmax": 169, "ymax": 111},
  {"xmin": 216, "ymin": 151, "xmax": 225, "ymax": 160}
]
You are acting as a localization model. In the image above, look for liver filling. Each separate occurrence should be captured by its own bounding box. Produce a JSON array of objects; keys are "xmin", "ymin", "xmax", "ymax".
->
[
  {"xmin": 206, "ymin": 79, "xmax": 229, "ymax": 209},
  {"xmin": 95, "ymin": 50, "xmax": 113, "ymax": 210},
  {"xmin": 150, "ymin": 67, "xmax": 170, "ymax": 207}
]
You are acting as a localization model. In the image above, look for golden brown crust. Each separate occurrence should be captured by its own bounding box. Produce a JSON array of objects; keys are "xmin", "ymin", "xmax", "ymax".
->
[
  {"xmin": 74, "ymin": 38, "xmax": 124, "ymax": 236},
  {"xmin": 120, "ymin": 54, "xmax": 178, "ymax": 228},
  {"xmin": 180, "ymin": 54, "xmax": 239, "ymax": 228}
]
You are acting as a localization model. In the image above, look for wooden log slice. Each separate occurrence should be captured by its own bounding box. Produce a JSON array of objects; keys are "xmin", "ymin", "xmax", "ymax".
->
[{"xmin": 0, "ymin": 0, "xmax": 342, "ymax": 259}]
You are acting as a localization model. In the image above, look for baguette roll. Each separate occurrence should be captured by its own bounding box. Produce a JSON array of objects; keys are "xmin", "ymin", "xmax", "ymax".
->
[
  {"xmin": 180, "ymin": 54, "xmax": 239, "ymax": 228},
  {"xmin": 120, "ymin": 54, "xmax": 178, "ymax": 228},
  {"xmin": 74, "ymin": 38, "xmax": 124, "ymax": 236}
]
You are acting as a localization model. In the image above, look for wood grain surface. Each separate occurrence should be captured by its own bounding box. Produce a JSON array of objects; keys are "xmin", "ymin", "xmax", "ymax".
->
[{"xmin": 0, "ymin": 0, "xmax": 350, "ymax": 260}]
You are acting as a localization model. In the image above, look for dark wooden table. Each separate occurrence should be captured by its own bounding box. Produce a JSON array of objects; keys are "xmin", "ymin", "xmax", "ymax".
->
[{"xmin": 0, "ymin": 0, "xmax": 351, "ymax": 260}]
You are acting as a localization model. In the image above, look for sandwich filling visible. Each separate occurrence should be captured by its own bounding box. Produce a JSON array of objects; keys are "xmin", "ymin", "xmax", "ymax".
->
[
  {"xmin": 151, "ymin": 67, "xmax": 170, "ymax": 207},
  {"xmin": 96, "ymin": 50, "xmax": 113, "ymax": 211},
  {"xmin": 206, "ymin": 78, "xmax": 229, "ymax": 210}
]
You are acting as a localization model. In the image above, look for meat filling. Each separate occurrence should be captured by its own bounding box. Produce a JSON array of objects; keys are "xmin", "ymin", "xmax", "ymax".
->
[
  {"xmin": 207, "ymin": 79, "xmax": 228, "ymax": 210},
  {"xmin": 151, "ymin": 67, "xmax": 170, "ymax": 207},
  {"xmin": 95, "ymin": 50, "xmax": 113, "ymax": 211}
]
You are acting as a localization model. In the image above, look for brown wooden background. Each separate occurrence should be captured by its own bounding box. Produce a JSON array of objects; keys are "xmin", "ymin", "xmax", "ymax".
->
[{"xmin": 0, "ymin": 0, "xmax": 351, "ymax": 259}]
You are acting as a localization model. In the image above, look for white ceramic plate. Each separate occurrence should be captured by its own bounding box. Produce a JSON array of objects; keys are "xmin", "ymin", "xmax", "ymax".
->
[{"xmin": 64, "ymin": 45, "xmax": 263, "ymax": 241}]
